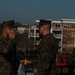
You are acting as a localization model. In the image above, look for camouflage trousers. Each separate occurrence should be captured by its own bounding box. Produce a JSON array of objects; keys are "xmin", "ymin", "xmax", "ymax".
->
[{"xmin": 0, "ymin": 55, "xmax": 14, "ymax": 75}]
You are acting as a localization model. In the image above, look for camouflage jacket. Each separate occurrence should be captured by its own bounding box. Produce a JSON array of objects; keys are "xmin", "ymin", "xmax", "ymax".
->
[
  {"xmin": 0, "ymin": 36, "xmax": 16, "ymax": 75},
  {"xmin": 37, "ymin": 34, "xmax": 59, "ymax": 75}
]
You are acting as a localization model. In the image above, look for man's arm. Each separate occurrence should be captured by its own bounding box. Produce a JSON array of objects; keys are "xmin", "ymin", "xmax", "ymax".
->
[{"xmin": 38, "ymin": 43, "xmax": 51, "ymax": 75}]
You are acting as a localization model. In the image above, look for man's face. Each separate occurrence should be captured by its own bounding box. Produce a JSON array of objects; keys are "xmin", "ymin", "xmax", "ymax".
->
[
  {"xmin": 39, "ymin": 26, "xmax": 44, "ymax": 35},
  {"xmin": 8, "ymin": 28, "xmax": 16, "ymax": 39},
  {"xmin": 3, "ymin": 28, "xmax": 15, "ymax": 39}
]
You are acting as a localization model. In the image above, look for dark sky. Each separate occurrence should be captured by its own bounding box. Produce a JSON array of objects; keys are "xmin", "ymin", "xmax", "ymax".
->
[{"xmin": 0, "ymin": 0, "xmax": 75, "ymax": 24}]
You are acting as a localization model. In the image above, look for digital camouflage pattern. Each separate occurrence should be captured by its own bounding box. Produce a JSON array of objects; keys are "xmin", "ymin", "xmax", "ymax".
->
[
  {"xmin": 0, "ymin": 55, "xmax": 14, "ymax": 75},
  {"xmin": 0, "ymin": 36, "xmax": 14, "ymax": 75},
  {"xmin": 37, "ymin": 34, "xmax": 59, "ymax": 75}
]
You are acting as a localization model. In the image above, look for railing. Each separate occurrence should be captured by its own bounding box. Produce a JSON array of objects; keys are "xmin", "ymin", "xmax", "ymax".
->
[
  {"xmin": 52, "ymin": 27, "xmax": 62, "ymax": 30},
  {"xmin": 53, "ymin": 34, "xmax": 62, "ymax": 38}
]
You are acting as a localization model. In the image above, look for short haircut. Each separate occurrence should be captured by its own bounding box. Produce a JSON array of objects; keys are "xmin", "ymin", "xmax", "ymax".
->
[{"xmin": 0, "ymin": 20, "xmax": 18, "ymax": 33}]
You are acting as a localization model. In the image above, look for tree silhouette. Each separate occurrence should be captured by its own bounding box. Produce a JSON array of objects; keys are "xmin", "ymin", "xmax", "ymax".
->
[{"xmin": 15, "ymin": 30, "xmax": 33, "ymax": 53}]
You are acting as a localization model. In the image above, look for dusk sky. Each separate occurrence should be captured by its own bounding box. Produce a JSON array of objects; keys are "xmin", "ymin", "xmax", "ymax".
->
[{"xmin": 0, "ymin": 0, "xmax": 75, "ymax": 24}]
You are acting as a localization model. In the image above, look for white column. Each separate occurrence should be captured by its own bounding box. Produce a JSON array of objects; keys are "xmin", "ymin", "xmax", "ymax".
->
[
  {"xmin": 28, "ymin": 26, "xmax": 30, "ymax": 38},
  {"xmin": 50, "ymin": 27, "xmax": 53, "ymax": 33}
]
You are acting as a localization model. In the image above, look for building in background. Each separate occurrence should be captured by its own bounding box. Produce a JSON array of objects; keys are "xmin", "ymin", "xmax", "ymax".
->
[
  {"xmin": 17, "ymin": 24, "xmax": 29, "ymax": 34},
  {"xmin": 61, "ymin": 19, "xmax": 75, "ymax": 53},
  {"xmin": 51, "ymin": 21, "xmax": 62, "ymax": 52},
  {"xmin": 28, "ymin": 25, "xmax": 40, "ymax": 50}
]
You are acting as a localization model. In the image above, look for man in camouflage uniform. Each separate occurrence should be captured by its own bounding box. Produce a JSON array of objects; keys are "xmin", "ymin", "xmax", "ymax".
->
[
  {"xmin": 37, "ymin": 20, "xmax": 59, "ymax": 75},
  {"xmin": 0, "ymin": 20, "xmax": 18, "ymax": 75}
]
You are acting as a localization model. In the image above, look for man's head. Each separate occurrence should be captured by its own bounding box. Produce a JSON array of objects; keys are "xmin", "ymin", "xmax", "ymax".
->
[
  {"xmin": 0, "ymin": 20, "xmax": 18, "ymax": 39},
  {"xmin": 37, "ymin": 20, "xmax": 51, "ymax": 36}
]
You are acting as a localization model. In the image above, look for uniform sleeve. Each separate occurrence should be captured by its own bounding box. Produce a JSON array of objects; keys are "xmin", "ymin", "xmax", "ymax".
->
[
  {"xmin": 38, "ymin": 43, "xmax": 51, "ymax": 75},
  {"xmin": 0, "ymin": 55, "xmax": 14, "ymax": 74},
  {"xmin": 40, "ymin": 43, "xmax": 51, "ymax": 63},
  {"xmin": 0, "ymin": 40, "xmax": 10, "ymax": 54}
]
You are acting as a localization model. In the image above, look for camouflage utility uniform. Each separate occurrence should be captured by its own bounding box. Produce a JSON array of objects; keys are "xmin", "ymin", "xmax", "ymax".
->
[
  {"xmin": 37, "ymin": 34, "xmax": 59, "ymax": 75},
  {"xmin": 0, "ymin": 36, "xmax": 15, "ymax": 75}
]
